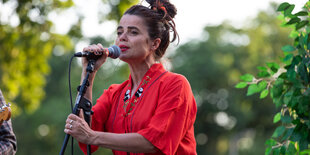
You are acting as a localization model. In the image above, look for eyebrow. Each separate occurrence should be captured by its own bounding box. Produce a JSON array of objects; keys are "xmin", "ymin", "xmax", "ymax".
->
[{"xmin": 117, "ymin": 26, "xmax": 140, "ymax": 32}]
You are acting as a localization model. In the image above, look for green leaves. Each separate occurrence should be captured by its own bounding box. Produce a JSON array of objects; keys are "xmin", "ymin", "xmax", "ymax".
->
[
  {"xmin": 265, "ymin": 139, "xmax": 277, "ymax": 146},
  {"xmin": 300, "ymin": 149, "xmax": 310, "ymax": 155},
  {"xmin": 284, "ymin": 5, "xmax": 295, "ymax": 17},
  {"xmin": 277, "ymin": 2, "xmax": 291, "ymax": 11},
  {"xmin": 286, "ymin": 17, "xmax": 301, "ymax": 25},
  {"xmin": 238, "ymin": 1, "xmax": 310, "ymax": 153},
  {"xmin": 240, "ymin": 74, "xmax": 254, "ymax": 82},
  {"xmin": 273, "ymin": 112, "xmax": 281, "ymax": 123},
  {"xmin": 0, "ymin": 0, "xmax": 78, "ymax": 114},
  {"xmin": 296, "ymin": 21, "xmax": 309, "ymax": 30},
  {"xmin": 265, "ymin": 139, "xmax": 277, "ymax": 155},
  {"xmin": 287, "ymin": 142, "xmax": 297, "ymax": 154},
  {"xmin": 281, "ymin": 45, "xmax": 295, "ymax": 52},
  {"xmin": 257, "ymin": 66, "xmax": 271, "ymax": 78},
  {"xmin": 247, "ymin": 81, "xmax": 267, "ymax": 96},
  {"xmin": 277, "ymin": 2, "xmax": 309, "ymax": 30},
  {"xmin": 246, "ymin": 84, "xmax": 259, "ymax": 96},
  {"xmin": 236, "ymin": 61, "xmax": 282, "ymax": 98},
  {"xmin": 297, "ymin": 63, "xmax": 309, "ymax": 84},
  {"xmin": 235, "ymin": 82, "xmax": 247, "ymax": 88},
  {"xmin": 277, "ymin": 2, "xmax": 295, "ymax": 17},
  {"xmin": 272, "ymin": 126, "xmax": 286, "ymax": 138},
  {"xmin": 282, "ymin": 128, "xmax": 294, "ymax": 141},
  {"xmin": 281, "ymin": 115, "xmax": 292, "ymax": 124},
  {"xmin": 260, "ymin": 89, "xmax": 269, "ymax": 99},
  {"xmin": 267, "ymin": 62, "xmax": 280, "ymax": 74},
  {"xmin": 294, "ymin": 11, "xmax": 308, "ymax": 16},
  {"xmin": 235, "ymin": 74, "xmax": 254, "ymax": 89},
  {"xmin": 236, "ymin": 63, "xmax": 281, "ymax": 99}
]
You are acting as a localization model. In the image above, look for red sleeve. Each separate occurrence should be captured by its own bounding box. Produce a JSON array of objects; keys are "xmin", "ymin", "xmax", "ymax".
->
[
  {"xmin": 79, "ymin": 84, "xmax": 118, "ymax": 154},
  {"xmin": 137, "ymin": 74, "xmax": 197, "ymax": 155}
]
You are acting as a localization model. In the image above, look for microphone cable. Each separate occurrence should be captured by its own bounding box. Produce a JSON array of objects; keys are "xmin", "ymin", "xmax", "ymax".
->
[
  {"xmin": 68, "ymin": 55, "xmax": 75, "ymax": 155},
  {"xmin": 66, "ymin": 53, "xmax": 121, "ymax": 155}
]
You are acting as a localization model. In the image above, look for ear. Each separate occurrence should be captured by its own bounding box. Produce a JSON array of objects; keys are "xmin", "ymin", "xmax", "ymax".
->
[{"xmin": 151, "ymin": 38, "xmax": 161, "ymax": 51}]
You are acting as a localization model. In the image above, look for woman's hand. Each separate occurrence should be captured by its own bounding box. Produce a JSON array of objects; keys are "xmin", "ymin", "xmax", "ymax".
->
[
  {"xmin": 64, "ymin": 109, "xmax": 96, "ymax": 145},
  {"xmin": 82, "ymin": 43, "xmax": 108, "ymax": 73}
]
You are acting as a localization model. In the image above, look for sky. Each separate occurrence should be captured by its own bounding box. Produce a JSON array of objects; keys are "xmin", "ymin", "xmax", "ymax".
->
[
  {"xmin": 46, "ymin": 0, "xmax": 306, "ymax": 47},
  {"xmin": 0, "ymin": 0, "xmax": 305, "ymax": 46},
  {"xmin": 173, "ymin": 0, "xmax": 304, "ymax": 43}
]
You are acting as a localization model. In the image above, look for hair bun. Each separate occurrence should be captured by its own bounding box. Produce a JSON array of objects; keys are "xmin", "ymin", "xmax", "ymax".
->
[{"xmin": 146, "ymin": 0, "xmax": 177, "ymax": 19}]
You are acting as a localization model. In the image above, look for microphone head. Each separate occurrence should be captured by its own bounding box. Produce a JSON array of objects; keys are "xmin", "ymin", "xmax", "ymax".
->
[{"xmin": 108, "ymin": 45, "xmax": 121, "ymax": 59}]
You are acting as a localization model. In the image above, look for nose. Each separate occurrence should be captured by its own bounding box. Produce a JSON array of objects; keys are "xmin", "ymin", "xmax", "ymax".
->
[{"xmin": 118, "ymin": 32, "xmax": 128, "ymax": 42}]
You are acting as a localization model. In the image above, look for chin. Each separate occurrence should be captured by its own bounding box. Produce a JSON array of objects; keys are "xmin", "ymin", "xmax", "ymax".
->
[{"xmin": 119, "ymin": 55, "xmax": 130, "ymax": 62}]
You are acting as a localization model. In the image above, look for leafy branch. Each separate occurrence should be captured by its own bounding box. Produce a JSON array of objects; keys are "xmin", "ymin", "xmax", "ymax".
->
[{"xmin": 236, "ymin": 1, "xmax": 310, "ymax": 154}]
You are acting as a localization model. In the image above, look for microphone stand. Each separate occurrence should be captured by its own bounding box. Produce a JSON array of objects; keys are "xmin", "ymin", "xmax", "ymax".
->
[{"xmin": 60, "ymin": 59, "xmax": 96, "ymax": 155}]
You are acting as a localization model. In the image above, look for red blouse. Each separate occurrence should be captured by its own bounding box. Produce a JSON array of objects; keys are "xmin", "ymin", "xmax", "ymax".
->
[{"xmin": 79, "ymin": 63, "xmax": 197, "ymax": 155}]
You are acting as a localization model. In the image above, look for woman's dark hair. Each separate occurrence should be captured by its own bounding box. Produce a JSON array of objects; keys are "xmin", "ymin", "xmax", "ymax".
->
[{"xmin": 124, "ymin": 0, "xmax": 179, "ymax": 60}]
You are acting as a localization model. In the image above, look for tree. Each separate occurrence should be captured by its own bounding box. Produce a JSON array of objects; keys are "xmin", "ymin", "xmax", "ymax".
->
[
  {"xmin": 236, "ymin": 1, "xmax": 310, "ymax": 154},
  {"xmin": 0, "ymin": 0, "xmax": 136, "ymax": 154},
  {"xmin": 171, "ymin": 3, "xmax": 292, "ymax": 155},
  {"xmin": 0, "ymin": 0, "xmax": 74, "ymax": 114},
  {"xmin": 0, "ymin": 0, "xmax": 138, "ymax": 115}
]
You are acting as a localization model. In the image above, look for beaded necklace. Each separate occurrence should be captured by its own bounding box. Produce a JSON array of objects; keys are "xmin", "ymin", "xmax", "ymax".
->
[{"xmin": 122, "ymin": 76, "xmax": 151, "ymax": 116}]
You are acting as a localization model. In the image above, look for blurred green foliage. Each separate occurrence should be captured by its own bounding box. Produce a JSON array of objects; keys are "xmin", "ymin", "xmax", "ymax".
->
[
  {"xmin": 107, "ymin": 0, "xmax": 139, "ymax": 21},
  {"xmin": 0, "ymin": 0, "xmax": 134, "ymax": 154},
  {"xmin": 0, "ymin": 0, "xmax": 304, "ymax": 154},
  {"xmin": 171, "ymin": 3, "xmax": 293, "ymax": 155},
  {"xmin": 0, "ymin": 0, "xmax": 74, "ymax": 114},
  {"xmin": 236, "ymin": 1, "xmax": 310, "ymax": 154}
]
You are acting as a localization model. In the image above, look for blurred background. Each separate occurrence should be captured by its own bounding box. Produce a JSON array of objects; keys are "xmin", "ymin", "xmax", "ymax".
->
[{"xmin": 0, "ymin": 0, "xmax": 306, "ymax": 154}]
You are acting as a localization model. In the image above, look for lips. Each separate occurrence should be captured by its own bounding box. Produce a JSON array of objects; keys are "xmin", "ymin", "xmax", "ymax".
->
[{"xmin": 119, "ymin": 45, "xmax": 129, "ymax": 52}]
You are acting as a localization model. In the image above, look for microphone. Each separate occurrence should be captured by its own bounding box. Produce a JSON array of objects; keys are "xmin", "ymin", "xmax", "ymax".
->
[{"xmin": 74, "ymin": 45, "xmax": 121, "ymax": 60}]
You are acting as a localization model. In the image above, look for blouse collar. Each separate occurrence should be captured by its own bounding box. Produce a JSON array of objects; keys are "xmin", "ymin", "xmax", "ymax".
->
[{"xmin": 127, "ymin": 63, "xmax": 166, "ymax": 88}]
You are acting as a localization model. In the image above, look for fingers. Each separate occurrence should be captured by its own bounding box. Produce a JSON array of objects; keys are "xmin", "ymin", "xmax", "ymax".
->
[
  {"xmin": 83, "ymin": 44, "xmax": 99, "ymax": 52},
  {"xmin": 64, "ymin": 116, "xmax": 75, "ymax": 134},
  {"xmin": 64, "ymin": 125, "xmax": 73, "ymax": 134},
  {"xmin": 96, "ymin": 43, "xmax": 104, "ymax": 51},
  {"xmin": 66, "ymin": 117, "xmax": 74, "ymax": 124},
  {"xmin": 81, "ymin": 43, "xmax": 108, "ymax": 72},
  {"xmin": 65, "ymin": 112, "xmax": 85, "ymax": 130},
  {"xmin": 64, "ymin": 114, "xmax": 79, "ymax": 134},
  {"xmin": 66, "ymin": 115, "xmax": 75, "ymax": 127},
  {"xmin": 65, "ymin": 123, "xmax": 73, "ymax": 130},
  {"xmin": 67, "ymin": 114, "xmax": 79, "ymax": 121},
  {"xmin": 64, "ymin": 112, "xmax": 94, "ymax": 144},
  {"xmin": 82, "ymin": 43, "xmax": 107, "ymax": 56}
]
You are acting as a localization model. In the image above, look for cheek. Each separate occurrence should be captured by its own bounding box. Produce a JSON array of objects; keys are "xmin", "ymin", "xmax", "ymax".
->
[
  {"xmin": 115, "ymin": 39, "xmax": 120, "ymax": 46},
  {"xmin": 137, "ymin": 38, "xmax": 151, "ymax": 50}
]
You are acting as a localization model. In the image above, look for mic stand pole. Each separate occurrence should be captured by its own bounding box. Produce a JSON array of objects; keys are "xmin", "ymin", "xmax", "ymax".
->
[{"xmin": 60, "ymin": 59, "xmax": 95, "ymax": 155}]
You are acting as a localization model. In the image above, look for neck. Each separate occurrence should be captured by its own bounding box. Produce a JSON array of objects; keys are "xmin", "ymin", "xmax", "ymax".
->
[{"xmin": 128, "ymin": 61, "xmax": 155, "ymax": 88}]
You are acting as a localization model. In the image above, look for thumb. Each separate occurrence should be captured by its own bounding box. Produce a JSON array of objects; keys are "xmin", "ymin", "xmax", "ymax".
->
[{"xmin": 79, "ymin": 109, "xmax": 85, "ymax": 120}]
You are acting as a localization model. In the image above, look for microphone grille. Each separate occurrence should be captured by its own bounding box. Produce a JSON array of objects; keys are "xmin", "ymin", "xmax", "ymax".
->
[{"xmin": 108, "ymin": 45, "xmax": 121, "ymax": 59}]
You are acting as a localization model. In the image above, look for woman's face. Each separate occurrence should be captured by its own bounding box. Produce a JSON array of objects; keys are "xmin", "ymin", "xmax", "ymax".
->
[{"xmin": 115, "ymin": 14, "xmax": 157, "ymax": 64}]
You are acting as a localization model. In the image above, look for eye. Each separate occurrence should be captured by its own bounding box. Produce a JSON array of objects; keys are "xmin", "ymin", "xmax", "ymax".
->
[
  {"xmin": 117, "ymin": 31, "xmax": 123, "ymax": 36},
  {"xmin": 131, "ymin": 31, "xmax": 138, "ymax": 35}
]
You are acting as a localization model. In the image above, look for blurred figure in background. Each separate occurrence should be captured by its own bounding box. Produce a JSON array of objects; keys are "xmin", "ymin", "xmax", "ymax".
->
[{"xmin": 0, "ymin": 89, "xmax": 17, "ymax": 155}]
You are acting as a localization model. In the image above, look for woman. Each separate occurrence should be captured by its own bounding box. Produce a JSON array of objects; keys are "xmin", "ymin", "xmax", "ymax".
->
[{"xmin": 64, "ymin": 0, "xmax": 197, "ymax": 154}]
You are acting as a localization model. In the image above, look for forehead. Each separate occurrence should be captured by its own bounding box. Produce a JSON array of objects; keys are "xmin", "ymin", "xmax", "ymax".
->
[{"xmin": 118, "ymin": 15, "xmax": 147, "ymax": 30}]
